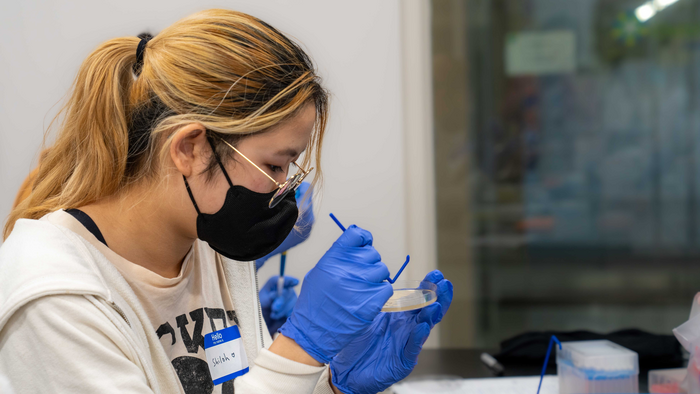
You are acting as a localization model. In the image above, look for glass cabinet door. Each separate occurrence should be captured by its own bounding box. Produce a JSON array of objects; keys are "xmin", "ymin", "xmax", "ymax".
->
[{"xmin": 433, "ymin": 0, "xmax": 700, "ymax": 348}]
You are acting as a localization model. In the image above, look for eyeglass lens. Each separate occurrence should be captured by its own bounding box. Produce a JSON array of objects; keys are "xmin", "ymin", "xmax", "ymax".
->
[{"xmin": 269, "ymin": 171, "xmax": 306, "ymax": 208}]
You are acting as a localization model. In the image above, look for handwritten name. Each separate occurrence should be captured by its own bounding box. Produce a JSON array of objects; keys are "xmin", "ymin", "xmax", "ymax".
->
[{"xmin": 211, "ymin": 352, "xmax": 236, "ymax": 367}]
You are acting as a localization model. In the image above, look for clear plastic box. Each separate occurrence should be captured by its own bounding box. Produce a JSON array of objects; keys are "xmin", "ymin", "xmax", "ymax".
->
[
  {"xmin": 556, "ymin": 340, "xmax": 639, "ymax": 394},
  {"xmin": 648, "ymin": 368, "xmax": 687, "ymax": 393}
]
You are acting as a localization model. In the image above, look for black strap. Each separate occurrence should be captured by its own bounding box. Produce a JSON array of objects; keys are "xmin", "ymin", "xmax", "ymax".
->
[
  {"xmin": 133, "ymin": 33, "xmax": 153, "ymax": 76},
  {"xmin": 183, "ymin": 176, "xmax": 201, "ymax": 215},
  {"xmin": 207, "ymin": 135, "xmax": 234, "ymax": 188},
  {"xmin": 183, "ymin": 134, "xmax": 234, "ymax": 216},
  {"xmin": 65, "ymin": 209, "xmax": 108, "ymax": 247}
]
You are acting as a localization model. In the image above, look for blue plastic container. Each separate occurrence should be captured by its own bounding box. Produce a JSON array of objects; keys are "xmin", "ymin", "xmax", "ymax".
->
[{"xmin": 556, "ymin": 340, "xmax": 639, "ymax": 394}]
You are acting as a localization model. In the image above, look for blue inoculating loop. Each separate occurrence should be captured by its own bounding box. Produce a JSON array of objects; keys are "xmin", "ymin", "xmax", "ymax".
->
[
  {"xmin": 386, "ymin": 255, "xmax": 410, "ymax": 283},
  {"xmin": 329, "ymin": 213, "xmax": 346, "ymax": 231},
  {"xmin": 537, "ymin": 335, "xmax": 561, "ymax": 394},
  {"xmin": 329, "ymin": 213, "xmax": 410, "ymax": 283}
]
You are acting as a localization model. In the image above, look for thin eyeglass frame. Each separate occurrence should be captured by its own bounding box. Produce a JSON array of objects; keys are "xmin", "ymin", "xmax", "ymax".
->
[{"xmin": 215, "ymin": 135, "xmax": 313, "ymax": 207}]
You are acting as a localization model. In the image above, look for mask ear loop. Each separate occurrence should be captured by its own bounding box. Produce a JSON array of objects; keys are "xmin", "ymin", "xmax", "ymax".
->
[
  {"xmin": 206, "ymin": 133, "xmax": 234, "ymax": 188},
  {"xmin": 182, "ymin": 131, "xmax": 236, "ymax": 215},
  {"xmin": 183, "ymin": 175, "xmax": 201, "ymax": 215}
]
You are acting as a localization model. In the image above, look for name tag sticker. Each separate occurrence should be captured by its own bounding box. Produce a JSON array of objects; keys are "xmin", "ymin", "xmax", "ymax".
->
[{"xmin": 204, "ymin": 325, "xmax": 249, "ymax": 385}]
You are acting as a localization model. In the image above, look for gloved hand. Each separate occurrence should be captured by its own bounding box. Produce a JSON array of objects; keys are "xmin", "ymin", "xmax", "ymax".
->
[
  {"xmin": 260, "ymin": 275, "xmax": 299, "ymax": 334},
  {"xmin": 330, "ymin": 270, "xmax": 453, "ymax": 394},
  {"xmin": 256, "ymin": 182, "xmax": 314, "ymax": 270},
  {"xmin": 278, "ymin": 225, "xmax": 394, "ymax": 364}
]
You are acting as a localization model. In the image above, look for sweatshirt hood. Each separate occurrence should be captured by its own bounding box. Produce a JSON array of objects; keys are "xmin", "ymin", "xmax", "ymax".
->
[{"xmin": 0, "ymin": 218, "xmax": 112, "ymax": 328}]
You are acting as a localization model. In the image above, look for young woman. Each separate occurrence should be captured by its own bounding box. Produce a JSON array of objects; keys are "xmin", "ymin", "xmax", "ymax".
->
[{"xmin": 0, "ymin": 9, "xmax": 452, "ymax": 394}]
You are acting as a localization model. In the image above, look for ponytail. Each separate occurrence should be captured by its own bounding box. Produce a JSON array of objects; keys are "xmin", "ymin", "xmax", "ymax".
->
[{"xmin": 4, "ymin": 37, "xmax": 139, "ymax": 238}]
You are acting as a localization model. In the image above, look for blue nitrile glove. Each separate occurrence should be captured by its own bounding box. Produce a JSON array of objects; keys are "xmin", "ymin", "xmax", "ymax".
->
[
  {"xmin": 330, "ymin": 270, "xmax": 453, "ymax": 394},
  {"xmin": 256, "ymin": 182, "xmax": 314, "ymax": 270},
  {"xmin": 260, "ymin": 276, "xmax": 299, "ymax": 334},
  {"xmin": 278, "ymin": 225, "xmax": 394, "ymax": 364}
]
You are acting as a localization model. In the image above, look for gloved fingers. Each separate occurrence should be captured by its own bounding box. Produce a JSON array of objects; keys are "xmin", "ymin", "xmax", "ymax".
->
[
  {"xmin": 271, "ymin": 290, "xmax": 297, "ymax": 319},
  {"xmin": 272, "ymin": 287, "xmax": 296, "ymax": 310},
  {"xmin": 261, "ymin": 276, "xmax": 280, "ymax": 292},
  {"xmin": 271, "ymin": 296, "xmax": 285, "ymax": 312},
  {"xmin": 255, "ymin": 258, "xmax": 267, "ymax": 270},
  {"xmin": 357, "ymin": 260, "xmax": 391, "ymax": 283},
  {"xmin": 270, "ymin": 311, "xmax": 289, "ymax": 320},
  {"xmin": 265, "ymin": 276, "xmax": 298, "ymax": 293},
  {"xmin": 434, "ymin": 279, "xmax": 453, "ymax": 323},
  {"xmin": 320, "ymin": 245, "xmax": 383, "ymax": 278},
  {"xmin": 260, "ymin": 280, "xmax": 281, "ymax": 308},
  {"xmin": 334, "ymin": 224, "xmax": 373, "ymax": 247},
  {"xmin": 357, "ymin": 247, "xmax": 383, "ymax": 267},
  {"xmin": 372, "ymin": 282, "xmax": 394, "ymax": 308},
  {"xmin": 421, "ymin": 270, "xmax": 452, "ymax": 324},
  {"xmin": 270, "ymin": 283, "xmax": 297, "ymax": 314},
  {"xmin": 271, "ymin": 306, "xmax": 293, "ymax": 320},
  {"xmin": 422, "ymin": 270, "xmax": 445, "ymax": 285},
  {"xmin": 355, "ymin": 283, "xmax": 394, "ymax": 322},
  {"xmin": 378, "ymin": 281, "xmax": 394, "ymax": 303},
  {"xmin": 260, "ymin": 285, "xmax": 280, "ymax": 307},
  {"xmin": 416, "ymin": 303, "xmax": 442, "ymax": 328},
  {"xmin": 402, "ymin": 322, "xmax": 431, "ymax": 367},
  {"xmin": 282, "ymin": 276, "xmax": 300, "ymax": 288}
]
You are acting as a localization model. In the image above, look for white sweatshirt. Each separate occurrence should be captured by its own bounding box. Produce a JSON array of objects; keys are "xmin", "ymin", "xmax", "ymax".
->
[{"xmin": 0, "ymin": 214, "xmax": 335, "ymax": 394}]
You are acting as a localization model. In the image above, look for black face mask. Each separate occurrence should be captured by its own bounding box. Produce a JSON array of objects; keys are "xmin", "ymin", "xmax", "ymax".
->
[{"xmin": 182, "ymin": 149, "xmax": 298, "ymax": 262}]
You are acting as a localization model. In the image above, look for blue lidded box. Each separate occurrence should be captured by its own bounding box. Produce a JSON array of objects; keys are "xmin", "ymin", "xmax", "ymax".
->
[{"xmin": 556, "ymin": 340, "xmax": 639, "ymax": 394}]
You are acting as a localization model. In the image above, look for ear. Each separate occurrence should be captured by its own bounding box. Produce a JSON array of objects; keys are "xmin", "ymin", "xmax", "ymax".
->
[{"xmin": 170, "ymin": 123, "xmax": 209, "ymax": 177}]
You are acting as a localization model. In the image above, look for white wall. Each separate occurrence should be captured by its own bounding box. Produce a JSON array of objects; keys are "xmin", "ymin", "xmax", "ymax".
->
[{"xmin": 0, "ymin": 0, "xmax": 439, "ymax": 345}]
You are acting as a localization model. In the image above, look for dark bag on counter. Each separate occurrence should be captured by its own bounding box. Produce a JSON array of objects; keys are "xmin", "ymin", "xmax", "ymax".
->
[{"xmin": 493, "ymin": 329, "xmax": 683, "ymax": 370}]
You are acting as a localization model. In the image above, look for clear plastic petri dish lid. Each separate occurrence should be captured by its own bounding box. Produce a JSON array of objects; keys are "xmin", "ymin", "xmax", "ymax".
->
[{"xmin": 381, "ymin": 280, "xmax": 438, "ymax": 313}]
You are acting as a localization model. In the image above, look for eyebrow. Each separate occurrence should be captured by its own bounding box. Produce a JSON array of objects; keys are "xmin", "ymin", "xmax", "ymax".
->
[{"xmin": 275, "ymin": 148, "xmax": 299, "ymax": 158}]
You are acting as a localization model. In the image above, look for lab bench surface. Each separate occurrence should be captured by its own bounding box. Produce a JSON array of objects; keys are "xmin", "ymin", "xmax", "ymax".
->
[{"xmin": 408, "ymin": 348, "xmax": 651, "ymax": 392}]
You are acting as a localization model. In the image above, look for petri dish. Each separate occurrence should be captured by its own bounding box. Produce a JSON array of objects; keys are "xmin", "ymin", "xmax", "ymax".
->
[{"xmin": 381, "ymin": 280, "xmax": 438, "ymax": 313}]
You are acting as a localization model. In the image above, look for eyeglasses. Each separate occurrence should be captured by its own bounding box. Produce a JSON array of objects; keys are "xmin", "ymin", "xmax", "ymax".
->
[{"xmin": 215, "ymin": 136, "xmax": 313, "ymax": 208}]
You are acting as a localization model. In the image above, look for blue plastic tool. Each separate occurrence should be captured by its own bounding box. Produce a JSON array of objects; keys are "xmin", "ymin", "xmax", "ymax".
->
[
  {"xmin": 329, "ymin": 212, "xmax": 346, "ymax": 231},
  {"xmin": 329, "ymin": 213, "xmax": 410, "ymax": 284},
  {"xmin": 387, "ymin": 256, "xmax": 410, "ymax": 284},
  {"xmin": 537, "ymin": 335, "xmax": 561, "ymax": 394}
]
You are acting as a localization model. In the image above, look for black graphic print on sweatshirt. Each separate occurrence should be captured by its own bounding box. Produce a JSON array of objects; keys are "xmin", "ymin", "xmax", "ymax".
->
[{"xmin": 156, "ymin": 307, "xmax": 241, "ymax": 394}]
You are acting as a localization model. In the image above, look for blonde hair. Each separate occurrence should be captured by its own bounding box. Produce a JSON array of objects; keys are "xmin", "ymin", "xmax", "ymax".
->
[{"xmin": 5, "ymin": 9, "xmax": 328, "ymax": 239}]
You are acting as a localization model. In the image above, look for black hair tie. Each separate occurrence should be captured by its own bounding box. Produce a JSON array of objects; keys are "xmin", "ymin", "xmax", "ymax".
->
[{"xmin": 133, "ymin": 33, "xmax": 153, "ymax": 76}]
